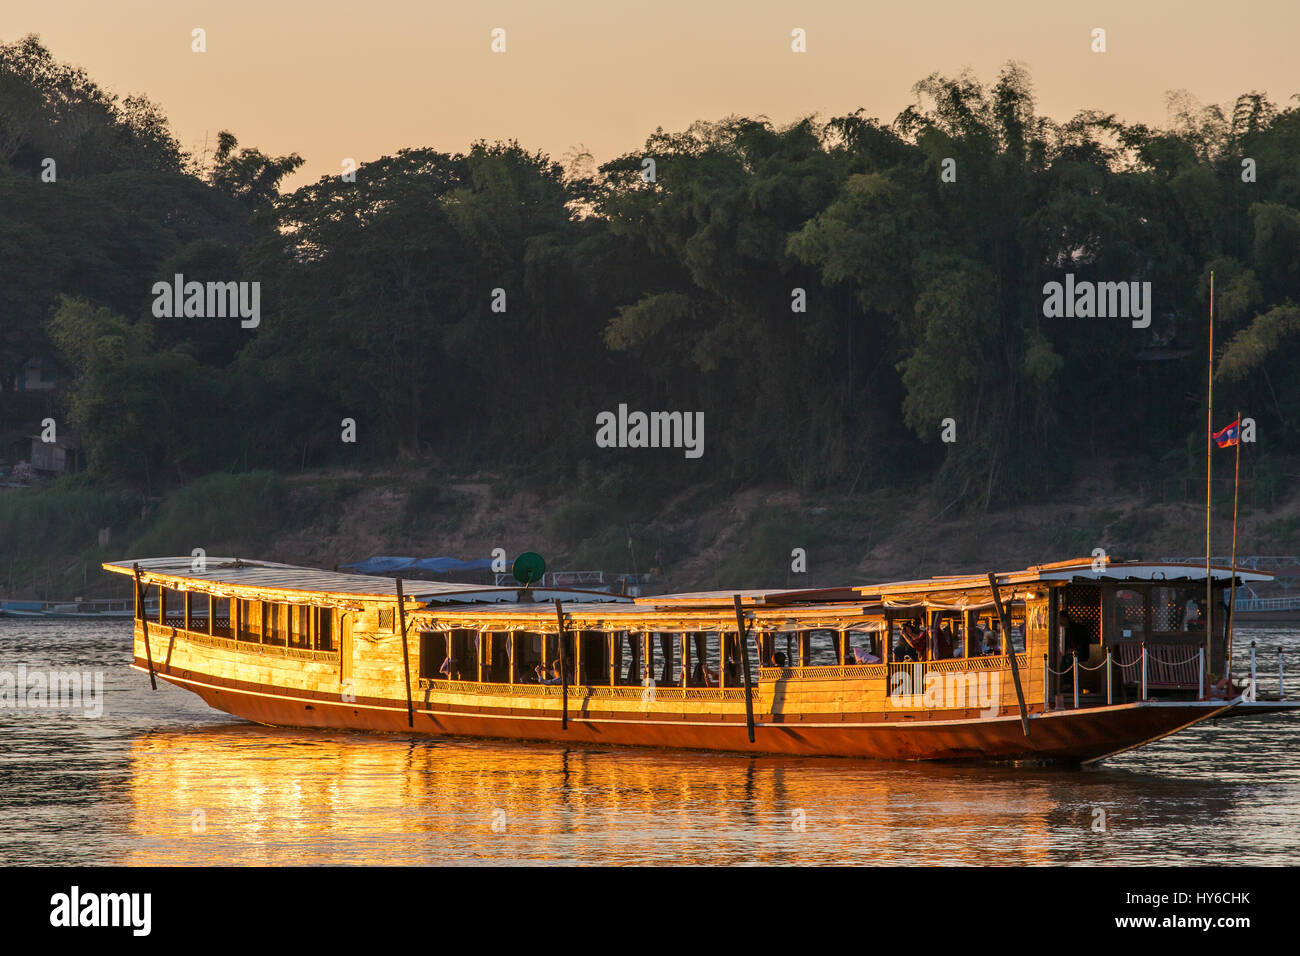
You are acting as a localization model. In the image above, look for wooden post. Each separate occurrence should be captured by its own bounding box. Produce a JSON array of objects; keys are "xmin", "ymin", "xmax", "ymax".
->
[
  {"xmin": 207, "ymin": 593, "xmax": 215, "ymax": 637},
  {"xmin": 554, "ymin": 600, "xmax": 568, "ymax": 729},
  {"xmin": 987, "ymin": 573, "xmax": 1029, "ymax": 737},
  {"xmin": 681, "ymin": 633, "xmax": 688, "ymax": 688},
  {"xmin": 733, "ymin": 595, "xmax": 756, "ymax": 744},
  {"xmin": 395, "ymin": 579, "xmax": 414, "ymax": 728},
  {"xmin": 574, "ymin": 628, "xmax": 583, "ymax": 685},
  {"xmin": 1106, "ymin": 649, "xmax": 1113, "ymax": 705},
  {"xmin": 610, "ymin": 631, "xmax": 617, "ymax": 687},
  {"xmin": 158, "ymin": 586, "xmax": 166, "ymax": 625},
  {"xmin": 509, "ymin": 632, "xmax": 516, "ymax": 685},
  {"xmin": 183, "ymin": 591, "xmax": 192, "ymax": 631},
  {"xmin": 133, "ymin": 563, "xmax": 157, "ymax": 690}
]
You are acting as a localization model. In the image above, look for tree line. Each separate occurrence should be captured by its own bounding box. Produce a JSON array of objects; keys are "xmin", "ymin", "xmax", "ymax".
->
[{"xmin": 3, "ymin": 36, "xmax": 1298, "ymax": 509}]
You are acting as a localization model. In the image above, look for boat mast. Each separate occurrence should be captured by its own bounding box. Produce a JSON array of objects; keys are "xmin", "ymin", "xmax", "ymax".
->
[
  {"xmin": 1226, "ymin": 407, "xmax": 1241, "ymax": 687},
  {"xmin": 1205, "ymin": 271, "xmax": 1214, "ymax": 681}
]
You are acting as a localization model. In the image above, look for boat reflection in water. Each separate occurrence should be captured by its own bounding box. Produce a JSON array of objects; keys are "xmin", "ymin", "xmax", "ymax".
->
[{"xmin": 121, "ymin": 721, "xmax": 1291, "ymax": 866}]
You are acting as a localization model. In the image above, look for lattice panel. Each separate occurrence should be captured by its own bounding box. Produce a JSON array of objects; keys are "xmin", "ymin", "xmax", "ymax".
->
[{"xmin": 1062, "ymin": 584, "xmax": 1101, "ymax": 643}]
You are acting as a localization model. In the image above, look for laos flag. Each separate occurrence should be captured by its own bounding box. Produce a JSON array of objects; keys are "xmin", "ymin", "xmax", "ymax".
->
[{"xmin": 1214, "ymin": 419, "xmax": 1240, "ymax": 448}]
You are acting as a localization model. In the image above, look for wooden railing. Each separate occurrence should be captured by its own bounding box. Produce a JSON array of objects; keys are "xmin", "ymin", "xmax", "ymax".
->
[
  {"xmin": 757, "ymin": 664, "xmax": 886, "ymax": 681},
  {"xmin": 888, "ymin": 654, "xmax": 1029, "ymax": 696},
  {"xmin": 141, "ymin": 620, "xmax": 338, "ymax": 664},
  {"xmin": 1114, "ymin": 642, "xmax": 1201, "ymax": 689}
]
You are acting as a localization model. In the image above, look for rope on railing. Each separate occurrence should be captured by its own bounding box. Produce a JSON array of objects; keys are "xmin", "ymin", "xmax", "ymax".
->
[
  {"xmin": 1147, "ymin": 651, "xmax": 1203, "ymax": 668},
  {"xmin": 1047, "ymin": 659, "xmax": 1109, "ymax": 675}
]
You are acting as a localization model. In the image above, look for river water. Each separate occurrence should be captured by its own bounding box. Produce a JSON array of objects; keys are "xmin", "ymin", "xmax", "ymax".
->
[{"xmin": 2, "ymin": 618, "xmax": 1298, "ymax": 866}]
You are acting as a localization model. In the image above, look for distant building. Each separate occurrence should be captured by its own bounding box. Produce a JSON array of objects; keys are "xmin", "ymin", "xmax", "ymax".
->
[
  {"xmin": 16, "ymin": 356, "xmax": 58, "ymax": 392},
  {"xmin": 29, "ymin": 434, "xmax": 79, "ymax": 473}
]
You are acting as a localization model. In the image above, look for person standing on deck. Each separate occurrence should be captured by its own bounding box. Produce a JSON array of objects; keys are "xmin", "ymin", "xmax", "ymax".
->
[
  {"xmin": 934, "ymin": 620, "xmax": 954, "ymax": 659},
  {"xmin": 1058, "ymin": 610, "xmax": 1090, "ymax": 687},
  {"xmin": 900, "ymin": 622, "xmax": 928, "ymax": 662}
]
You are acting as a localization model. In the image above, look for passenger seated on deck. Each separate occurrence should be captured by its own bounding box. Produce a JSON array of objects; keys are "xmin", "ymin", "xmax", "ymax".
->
[
  {"xmin": 540, "ymin": 661, "xmax": 563, "ymax": 685},
  {"xmin": 724, "ymin": 655, "xmax": 740, "ymax": 684},
  {"xmin": 439, "ymin": 655, "xmax": 460, "ymax": 680},
  {"xmin": 772, "ymin": 651, "xmax": 788, "ymax": 668},
  {"xmin": 852, "ymin": 646, "xmax": 880, "ymax": 664},
  {"xmin": 1209, "ymin": 675, "xmax": 1240, "ymax": 699},
  {"xmin": 985, "ymin": 622, "xmax": 1003, "ymax": 655}
]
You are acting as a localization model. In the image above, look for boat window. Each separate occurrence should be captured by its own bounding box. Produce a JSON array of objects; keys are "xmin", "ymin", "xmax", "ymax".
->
[
  {"xmin": 480, "ymin": 631, "xmax": 510, "ymax": 682},
  {"xmin": 161, "ymin": 587, "xmax": 185, "ymax": 628},
  {"xmin": 317, "ymin": 607, "xmax": 334, "ymax": 651},
  {"xmin": 1113, "ymin": 588, "xmax": 1145, "ymax": 641},
  {"xmin": 577, "ymin": 630, "xmax": 608, "ymax": 685},
  {"xmin": 515, "ymin": 632, "xmax": 542, "ymax": 681},
  {"xmin": 653, "ymin": 632, "xmax": 677, "ymax": 686},
  {"xmin": 1008, "ymin": 606, "xmax": 1026, "ymax": 653},
  {"xmin": 805, "ymin": 629, "xmax": 838, "ymax": 665},
  {"xmin": 845, "ymin": 629, "xmax": 882, "ymax": 664},
  {"xmin": 418, "ymin": 630, "xmax": 440, "ymax": 679},
  {"xmin": 1061, "ymin": 585, "xmax": 1102, "ymax": 648},
  {"xmin": 211, "ymin": 597, "xmax": 231, "ymax": 638},
  {"xmin": 1150, "ymin": 587, "xmax": 1187, "ymax": 633}
]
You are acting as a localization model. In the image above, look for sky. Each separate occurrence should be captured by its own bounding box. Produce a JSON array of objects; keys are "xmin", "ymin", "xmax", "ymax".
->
[{"xmin": 7, "ymin": 0, "xmax": 1299, "ymax": 188}]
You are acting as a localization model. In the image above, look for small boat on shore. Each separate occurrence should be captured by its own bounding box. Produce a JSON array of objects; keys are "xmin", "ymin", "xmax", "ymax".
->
[
  {"xmin": 102, "ymin": 555, "xmax": 1299, "ymax": 764},
  {"xmin": 0, "ymin": 598, "xmax": 158, "ymax": 619}
]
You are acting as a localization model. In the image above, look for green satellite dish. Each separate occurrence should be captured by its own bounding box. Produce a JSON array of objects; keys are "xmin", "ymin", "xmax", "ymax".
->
[{"xmin": 512, "ymin": 552, "xmax": 546, "ymax": 586}]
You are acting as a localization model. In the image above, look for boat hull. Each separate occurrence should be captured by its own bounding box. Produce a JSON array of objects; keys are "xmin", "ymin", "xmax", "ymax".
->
[{"xmin": 132, "ymin": 661, "xmax": 1280, "ymax": 764}]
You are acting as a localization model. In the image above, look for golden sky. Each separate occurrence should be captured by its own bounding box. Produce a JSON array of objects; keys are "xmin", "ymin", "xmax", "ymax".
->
[{"xmin": 8, "ymin": 1, "xmax": 1298, "ymax": 188}]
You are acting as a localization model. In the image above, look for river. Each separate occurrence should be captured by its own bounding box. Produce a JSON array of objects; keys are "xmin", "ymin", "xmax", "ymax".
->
[{"xmin": 2, "ymin": 618, "xmax": 1298, "ymax": 865}]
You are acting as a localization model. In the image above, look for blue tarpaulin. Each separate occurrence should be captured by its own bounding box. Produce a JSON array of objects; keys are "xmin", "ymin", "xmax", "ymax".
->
[{"xmin": 342, "ymin": 556, "xmax": 500, "ymax": 576}]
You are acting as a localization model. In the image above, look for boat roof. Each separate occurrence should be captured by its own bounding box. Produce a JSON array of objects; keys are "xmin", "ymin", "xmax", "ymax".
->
[
  {"xmin": 104, "ymin": 556, "xmax": 1270, "ymax": 613},
  {"xmin": 101, "ymin": 557, "xmax": 625, "ymax": 607},
  {"xmin": 631, "ymin": 586, "xmax": 860, "ymax": 607},
  {"xmin": 849, "ymin": 559, "xmax": 1271, "ymax": 601}
]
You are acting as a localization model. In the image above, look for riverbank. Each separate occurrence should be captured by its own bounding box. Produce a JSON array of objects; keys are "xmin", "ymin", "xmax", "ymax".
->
[{"xmin": 2, "ymin": 457, "xmax": 1298, "ymax": 600}]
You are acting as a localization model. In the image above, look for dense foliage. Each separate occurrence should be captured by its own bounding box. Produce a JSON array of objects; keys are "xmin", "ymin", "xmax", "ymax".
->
[{"xmin": 4, "ymin": 37, "xmax": 1298, "ymax": 509}]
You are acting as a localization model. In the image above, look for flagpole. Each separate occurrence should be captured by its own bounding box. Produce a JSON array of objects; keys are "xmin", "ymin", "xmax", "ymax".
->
[
  {"xmin": 1226, "ymin": 409, "xmax": 1241, "ymax": 689},
  {"xmin": 1205, "ymin": 270, "xmax": 1214, "ymax": 692}
]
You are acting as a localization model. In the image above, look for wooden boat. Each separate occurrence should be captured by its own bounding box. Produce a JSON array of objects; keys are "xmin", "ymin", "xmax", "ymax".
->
[{"xmin": 102, "ymin": 556, "xmax": 1300, "ymax": 764}]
